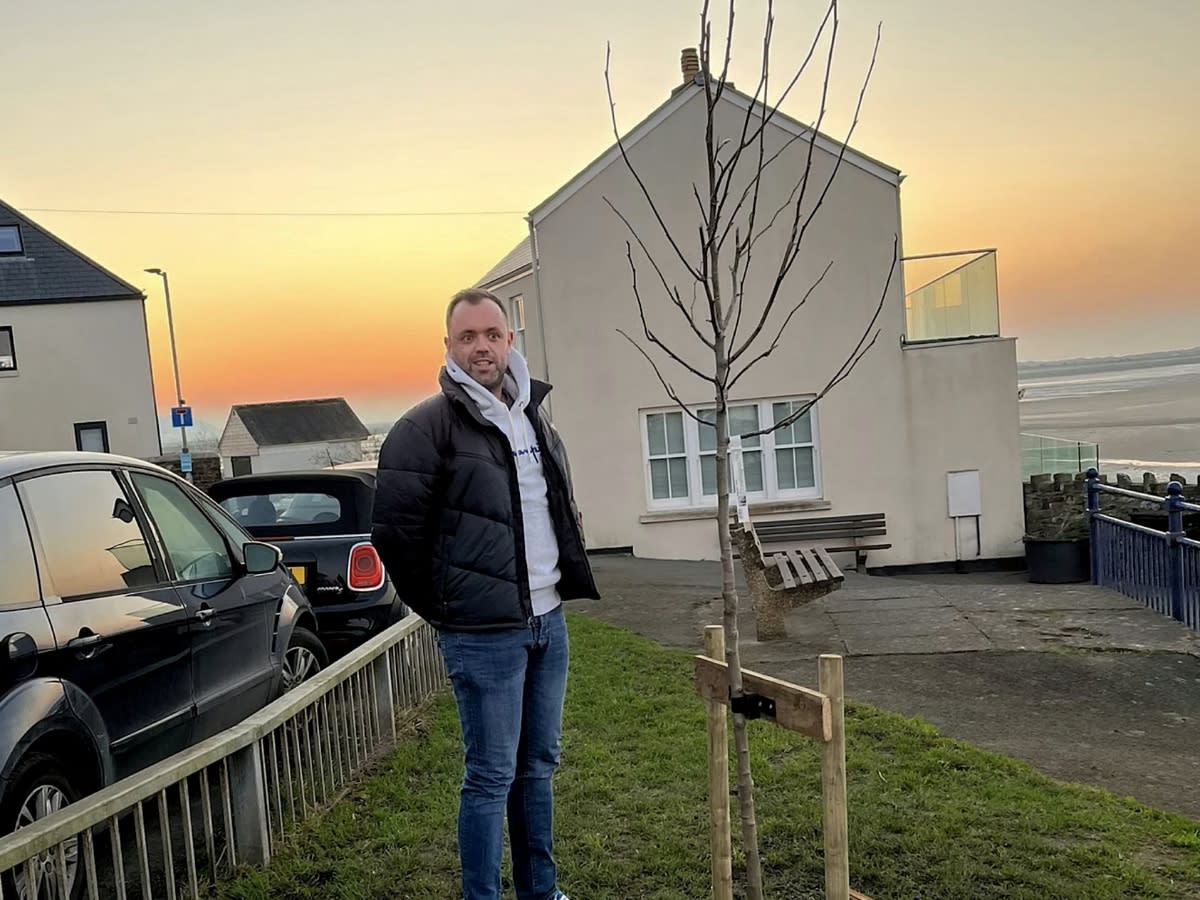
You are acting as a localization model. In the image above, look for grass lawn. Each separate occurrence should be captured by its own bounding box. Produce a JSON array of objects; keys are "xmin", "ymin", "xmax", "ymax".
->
[{"xmin": 218, "ymin": 615, "xmax": 1200, "ymax": 899}]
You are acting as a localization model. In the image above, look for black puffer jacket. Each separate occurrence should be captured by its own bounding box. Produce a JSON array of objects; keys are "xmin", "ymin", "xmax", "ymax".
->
[{"xmin": 370, "ymin": 370, "xmax": 599, "ymax": 632}]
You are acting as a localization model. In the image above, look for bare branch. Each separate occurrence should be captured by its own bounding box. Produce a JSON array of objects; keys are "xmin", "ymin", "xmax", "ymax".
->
[
  {"xmin": 726, "ymin": 260, "xmax": 833, "ymax": 388},
  {"xmin": 623, "ymin": 244, "xmax": 718, "ymax": 384},
  {"xmin": 731, "ymin": 235, "xmax": 899, "ymax": 433},
  {"xmin": 605, "ymin": 43, "xmax": 703, "ymax": 281},
  {"xmin": 714, "ymin": 0, "xmax": 836, "ymax": 231},
  {"xmin": 606, "ymin": 200, "xmax": 715, "ymax": 349},
  {"xmin": 711, "ymin": 0, "xmax": 775, "ymax": 237},
  {"xmin": 725, "ymin": 5, "xmax": 840, "ymax": 354},
  {"xmin": 692, "ymin": 183, "xmax": 711, "ymax": 230},
  {"xmin": 616, "ymin": 329, "xmax": 709, "ymax": 425},
  {"xmin": 734, "ymin": 11, "xmax": 890, "ymax": 364},
  {"xmin": 765, "ymin": 17, "xmax": 883, "ymax": 283},
  {"xmin": 709, "ymin": 0, "xmax": 737, "ymax": 108}
]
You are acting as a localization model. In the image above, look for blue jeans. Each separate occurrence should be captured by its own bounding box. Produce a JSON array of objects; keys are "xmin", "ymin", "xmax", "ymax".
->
[{"xmin": 437, "ymin": 607, "xmax": 569, "ymax": 900}]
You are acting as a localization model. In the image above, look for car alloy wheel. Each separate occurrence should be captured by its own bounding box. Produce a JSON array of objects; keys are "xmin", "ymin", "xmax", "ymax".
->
[
  {"xmin": 13, "ymin": 784, "xmax": 79, "ymax": 899},
  {"xmin": 283, "ymin": 646, "xmax": 321, "ymax": 689}
]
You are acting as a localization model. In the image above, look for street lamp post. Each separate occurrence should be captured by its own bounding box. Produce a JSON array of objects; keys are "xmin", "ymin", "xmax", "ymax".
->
[{"xmin": 144, "ymin": 267, "xmax": 192, "ymax": 481}]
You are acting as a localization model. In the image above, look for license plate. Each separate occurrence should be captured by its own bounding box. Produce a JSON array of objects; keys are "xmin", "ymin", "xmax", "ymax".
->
[{"xmin": 289, "ymin": 566, "xmax": 307, "ymax": 585}]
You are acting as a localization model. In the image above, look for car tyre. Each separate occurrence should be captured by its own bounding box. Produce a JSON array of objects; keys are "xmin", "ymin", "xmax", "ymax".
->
[
  {"xmin": 0, "ymin": 752, "xmax": 87, "ymax": 900},
  {"xmin": 281, "ymin": 627, "xmax": 327, "ymax": 692}
]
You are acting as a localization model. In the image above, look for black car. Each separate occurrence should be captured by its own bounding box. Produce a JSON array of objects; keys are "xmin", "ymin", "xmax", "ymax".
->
[
  {"xmin": 206, "ymin": 469, "xmax": 407, "ymax": 658},
  {"xmin": 0, "ymin": 452, "xmax": 325, "ymax": 874}
]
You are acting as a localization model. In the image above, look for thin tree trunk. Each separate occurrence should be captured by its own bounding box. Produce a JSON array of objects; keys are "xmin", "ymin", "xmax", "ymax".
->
[{"xmin": 714, "ymin": 358, "xmax": 764, "ymax": 900}]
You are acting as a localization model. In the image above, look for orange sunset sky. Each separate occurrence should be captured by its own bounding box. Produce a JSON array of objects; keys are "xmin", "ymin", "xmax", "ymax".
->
[{"xmin": 4, "ymin": 0, "xmax": 1198, "ymax": 430}]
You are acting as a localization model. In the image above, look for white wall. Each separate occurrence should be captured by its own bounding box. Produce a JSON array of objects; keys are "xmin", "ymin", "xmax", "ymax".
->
[
  {"xmin": 0, "ymin": 299, "xmax": 160, "ymax": 457},
  {"xmin": 523, "ymin": 88, "xmax": 1022, "ymax": 567},
  {"xmin": 222, "ymin": 439, "xmax": 364, "ymax": 476},
  {"xmin": 217, "ymin": 410, "xmax": 257, "ymax": 459},
  {"xmin": 901, "ymin": 338, "xmax": 1025, "ymax": 563}
]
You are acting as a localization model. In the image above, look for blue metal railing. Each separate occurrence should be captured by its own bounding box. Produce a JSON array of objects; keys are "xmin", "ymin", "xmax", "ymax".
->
[{"xmin": 1086, "ymin": 469, "xmax": 1200, "ymax": 631}]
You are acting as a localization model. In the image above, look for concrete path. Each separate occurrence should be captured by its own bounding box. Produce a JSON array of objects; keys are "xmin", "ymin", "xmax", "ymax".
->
[{"xmin": 572, "ymin": 557, "xmax": 1200, "ymax": 821}]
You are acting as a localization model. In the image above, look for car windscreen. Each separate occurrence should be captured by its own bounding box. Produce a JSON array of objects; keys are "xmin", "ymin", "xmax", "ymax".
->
[{"xmin": 215, "ymin": 485, "xmax": 357, "ymax": 536}]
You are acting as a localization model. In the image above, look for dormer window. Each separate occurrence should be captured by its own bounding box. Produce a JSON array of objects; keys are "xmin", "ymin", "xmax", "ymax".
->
[{"xmin": 0, "ymin": 225, "xmax": 22, "ymax": 256}]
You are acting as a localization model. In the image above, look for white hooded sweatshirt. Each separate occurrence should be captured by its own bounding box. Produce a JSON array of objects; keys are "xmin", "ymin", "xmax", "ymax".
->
[{"xmin": 445, "ymin": 348, "xmax": 562, "ymax": 617}]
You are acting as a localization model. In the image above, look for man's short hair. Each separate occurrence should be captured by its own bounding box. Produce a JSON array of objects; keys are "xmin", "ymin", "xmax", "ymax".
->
[{"xmin": 446, "ymin": 288, "xmax": 508, "ymax": 332}]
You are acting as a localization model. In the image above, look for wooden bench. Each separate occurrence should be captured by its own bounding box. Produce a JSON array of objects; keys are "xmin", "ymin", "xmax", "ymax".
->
[
  {"xmin": 753, "ymin": 512, "xmax": 890, "ymax": 574},
  {"xmin": 732, "ymin": 515, "xmax": 846, "ymax": 641}
]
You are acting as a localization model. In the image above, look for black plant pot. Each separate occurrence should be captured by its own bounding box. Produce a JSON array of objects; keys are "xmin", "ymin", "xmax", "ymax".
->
[{"xmin": 1024, "ymin": 538, "xmax": 1090, "ymax": 584}]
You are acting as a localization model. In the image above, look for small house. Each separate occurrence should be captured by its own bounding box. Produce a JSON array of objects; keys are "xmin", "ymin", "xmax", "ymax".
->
[{"xmin": 218, "ymin": 397, "xmax": 369, "ymax": 477}]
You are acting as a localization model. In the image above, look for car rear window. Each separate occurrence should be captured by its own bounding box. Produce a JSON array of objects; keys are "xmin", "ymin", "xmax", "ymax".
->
[
  {"xmin": 219, "ymin": 492, "xmax": 344, "ymax": 528},
  {"xmin": 0, "ymin": 484, "xmax": 40, "ymax": 608}
]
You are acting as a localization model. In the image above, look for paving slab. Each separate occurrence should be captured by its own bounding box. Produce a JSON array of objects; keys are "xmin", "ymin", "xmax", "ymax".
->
[
  {"xmin": 823, "ymin": 594, "xmax": 953, "ymax": 614},
  {"xmin": 841, "ymin": 629, "xmax": 993, "ymax": 656}
]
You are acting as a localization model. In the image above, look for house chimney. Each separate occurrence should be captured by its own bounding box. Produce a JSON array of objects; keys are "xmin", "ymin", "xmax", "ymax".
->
[{"xmin": 680, "ymin": 47, "xmax": 701, "ymax": 83}]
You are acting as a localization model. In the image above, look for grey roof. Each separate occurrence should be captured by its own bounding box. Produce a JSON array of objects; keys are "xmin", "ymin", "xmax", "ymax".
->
[
  {"xmin": 475, "ymin": 237, "xmax": 532, "ymax": 289},
  {"xmin": 233, "ymin": 398, "xmax": 369, "ymax": 447},
  {"xmin": 0, "ymin": 198, "xmax": 144, "ymax": 306}
]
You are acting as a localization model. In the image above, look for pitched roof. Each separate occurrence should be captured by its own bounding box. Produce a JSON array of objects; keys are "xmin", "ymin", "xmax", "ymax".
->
[
  {"xmin": 475, "ymin": 236, "xmax": 532, "ymax": 289},
  {"xmin": 232, "ymin": 398, "xmax": 369, "ymax": 447},
  {"xmin": 528, "ymin": 79, "xmax": 901, "ymax": 225},
  {"xmin": 0, "ymin": 198, "xmax": 144, "ymax": 306}
]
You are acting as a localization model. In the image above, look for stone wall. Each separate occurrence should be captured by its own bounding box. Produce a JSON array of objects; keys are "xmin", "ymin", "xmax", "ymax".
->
[
  {"xmin": 1024, "ymin": 472, "xmax": 1200, "ymax": 540},
  {"xmin": 150, "ymin": 453, "xmax": 224, "ymax": 492}
]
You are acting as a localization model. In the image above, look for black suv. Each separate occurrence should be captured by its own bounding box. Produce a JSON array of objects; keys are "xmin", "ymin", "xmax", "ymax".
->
[{"xmin": 0, "ymin": 452, "xmax": 325, "ymax": 863}]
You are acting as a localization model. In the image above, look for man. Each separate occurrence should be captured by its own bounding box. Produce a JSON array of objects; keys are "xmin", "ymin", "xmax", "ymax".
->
[{"xmin": 371, "ymin": 288, "xmax": 599, "ymax": 900}]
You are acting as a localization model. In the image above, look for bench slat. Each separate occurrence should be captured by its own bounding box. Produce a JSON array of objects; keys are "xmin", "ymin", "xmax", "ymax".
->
[
  {"xmin": 758, "ymin": 528, "xmax": 892, "ymax": 535},
  {"xmin": 799, "ymin": 547, "xmax": 827, "ymax": 581},
  {"xmin": 785, "ymin": 549, "xmax": 815, "ymax": 585},
  {"xmin": 817, "ymin": 543, "xmax": 892, "ymax": 554},
  {"xmin": 756, "ymin": 526, "xmax": 888, "ymax": 539},
  {"xmin": 814, "ymin": 546, "xmax": 844, "ymax": 581},
  {"xmin": 758, "ymin": 513, "xmax": 886, "ymax": 525},
  {"xmin": 773, "ymin": 553, "xmax": 798, "ymax": 589}
]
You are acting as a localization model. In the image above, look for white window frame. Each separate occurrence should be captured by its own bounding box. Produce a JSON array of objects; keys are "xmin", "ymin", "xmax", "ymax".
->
[
  {"xmin": 640, "ymin": 397, "xmax": 822, "ymax": 511},
  {"xmin": 0, "ymin": 326, "xmax": 15, "ymax": 372},
  {"xmin": 640, "ymin": 410, "xmax": 692, "ymax": 509},
  {"xmin": 509, "ymin": 294, "xmax": 526, "ymax": 355}
]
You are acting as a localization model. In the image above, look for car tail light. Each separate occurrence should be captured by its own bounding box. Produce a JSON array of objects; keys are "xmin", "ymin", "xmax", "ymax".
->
[{"xmin": 348, "ymin": 542, "xmax": 385, "ymax": 591}]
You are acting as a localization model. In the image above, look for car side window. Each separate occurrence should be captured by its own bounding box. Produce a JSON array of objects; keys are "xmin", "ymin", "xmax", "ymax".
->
[
  {"xmin": 131, "ymin": 473, "xmax": 234, "ymax": 583},
  {"xmin": 0, "ymin": 484, "xmax": 40, "ymax": 608},
  {"xmin": 20, "ymin": 470, "xmax": 160, "ymax": 599},
  {"xmin": 206, "ymin": 500, "xmax": 254, "ymax": 558}
]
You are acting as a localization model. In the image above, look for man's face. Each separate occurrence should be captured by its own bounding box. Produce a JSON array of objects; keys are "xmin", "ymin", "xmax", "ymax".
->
[{"xmin": 445, "ymin": 299, "xmax": 512, "ymax": 393}]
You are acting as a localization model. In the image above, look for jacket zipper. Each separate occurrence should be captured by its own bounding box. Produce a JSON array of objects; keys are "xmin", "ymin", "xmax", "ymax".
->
[{"xmin": 450, "ymin": 394, "xmax": 536, "ymax": 623}]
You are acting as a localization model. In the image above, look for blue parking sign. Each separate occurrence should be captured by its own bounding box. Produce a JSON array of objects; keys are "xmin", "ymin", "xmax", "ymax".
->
[
  {"xmin": 180, "ymin": 451, "xmax": 193, "ymax": 473},
  {"xmin": 171, "ymin": 406, "xmax": 193, "ymax": 428}
]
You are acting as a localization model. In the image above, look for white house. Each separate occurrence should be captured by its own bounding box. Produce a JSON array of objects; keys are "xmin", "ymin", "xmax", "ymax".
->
[
  {"xmin": 475, "ymin": 54, "xmax": 1024, "ymax": 570},
  {"xmin": 218, "ymin": 398, "xmax": 369, "ymax": 477},
  {"xmin": 0, "ymin": 198, "xmax": 161, "ymax": 458}
]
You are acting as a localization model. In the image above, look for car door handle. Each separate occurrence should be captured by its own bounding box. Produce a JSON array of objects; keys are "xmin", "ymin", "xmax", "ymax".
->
[
  {"xmin": 67, "ymin": 631, "xmax": 108, "ymax": 660},
  {"xmin": 67, "ymin": 633, "xmax": 105, "ymax": 649},
  {"xmin": 195, "ymin": 606, "xmax": 215, "ymax": 623}
]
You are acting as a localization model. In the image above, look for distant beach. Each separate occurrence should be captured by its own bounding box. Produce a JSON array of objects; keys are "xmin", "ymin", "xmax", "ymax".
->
[{"xmin": 1018, "ymin": 346, "xmax": 1200, "ymax": 482}]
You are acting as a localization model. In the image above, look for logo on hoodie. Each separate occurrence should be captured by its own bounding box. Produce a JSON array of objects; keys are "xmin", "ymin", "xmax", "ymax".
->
[{"xmin": 514, "ymin": 443, "xmax": 542, "ymax": 464}]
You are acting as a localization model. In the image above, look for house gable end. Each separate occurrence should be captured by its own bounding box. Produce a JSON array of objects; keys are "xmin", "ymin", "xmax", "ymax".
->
[
  {"xmin": 218, "ymin": 410, "xmax": 259, "ymax": 458},
  {"xmin": 0, "ymin": 198, "xmax": 146, "ymax": 306},
  {"xmin": 528, "ymin": 83, "xmax": 900, "ymax": 226}
]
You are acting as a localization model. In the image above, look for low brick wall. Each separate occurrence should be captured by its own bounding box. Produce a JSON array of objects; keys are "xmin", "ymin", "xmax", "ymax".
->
[
  {"xmin": 1024, "ymin": 472, "xmax": 1200, "ymax": 540},
  {"xmin": 150, "ymin": 453, "xmax": 223, "ymax": 491}
]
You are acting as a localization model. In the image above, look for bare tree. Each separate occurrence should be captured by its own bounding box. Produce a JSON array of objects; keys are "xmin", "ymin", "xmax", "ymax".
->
[{"xmin": 605, "ymin": 1, "xmax": 894, "ymax": 895}]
